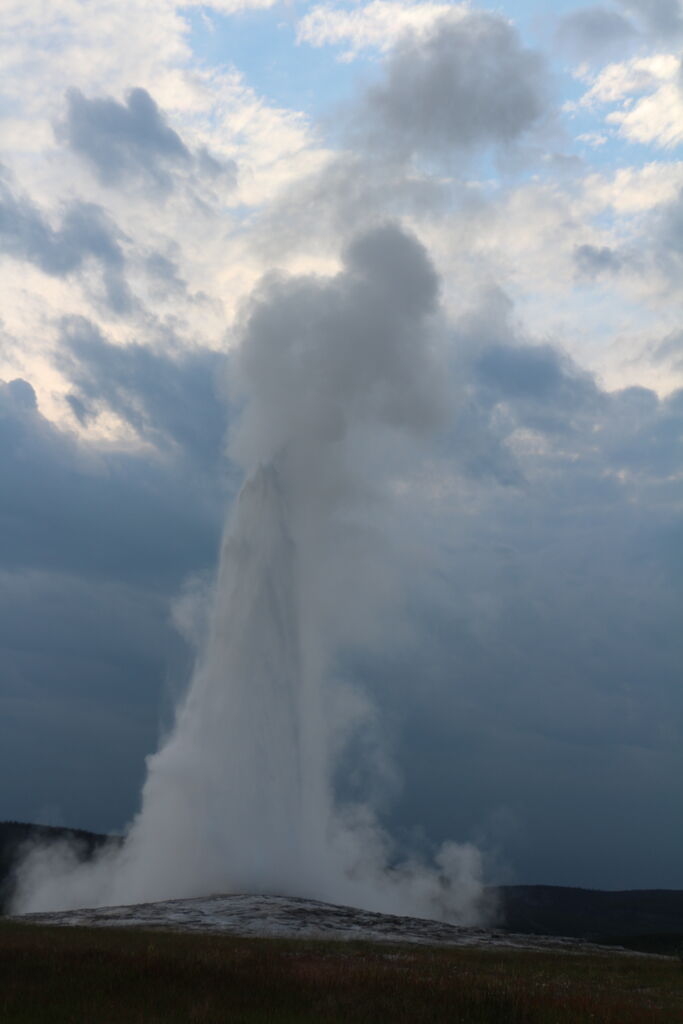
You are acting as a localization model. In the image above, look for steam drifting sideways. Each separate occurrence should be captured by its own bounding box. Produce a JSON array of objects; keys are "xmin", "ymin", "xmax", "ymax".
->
[{"xmin": 13, "ymin": 224, "xmax": 486, "ymax": 924}]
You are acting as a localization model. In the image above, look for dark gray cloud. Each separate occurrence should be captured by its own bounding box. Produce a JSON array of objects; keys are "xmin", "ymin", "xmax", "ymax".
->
[
  {"xmin": 472, "ymin": 338, "xmax": 604, "ymax": 441},
  {"xmin": 574, "ymin": 243, "xmax": 623, "ymax": 276},
  {"xmin": 145, "ymin": 253, "xmax": 183, "ymax": 285},
  {"xmin": 0, "ymin": 175, "xmax": 132, "ymax": 313},
  {"xmin": 475, "ymin": 341, "xmax": 596, "ymax": 407},
  {"xmin": 0, "ymin": 179, "xmax": 120, "ymax": 275},
  {"xmin": 460, "ymin": 321, "xmax": 682, "ymax": 487},
  {"xmin": 555, "ymin": 7, "xmax": 639, "ymax": 61},
  {"xmin": 58, "ymin": 317, "xmax": 227, "ymax": 464},
  {"xmin": 256, "ymin": 11, "xmax": 549, "ymax": 267},
  {"xmin": 250, "ymin": 12, "xmax": 547, "ymax": 266},
  {"xmin": 560, "ymin": 0, "xmax": 683, "ymax": 51},
  {"xmin": 0, "ymin": 361, "xmax": 229, "ymax": 832},
  {"xmin": 61, "ymin": 88, "xmax": 237, "ymax": 194},
  {"xmin": 425, "ymin": 295, "xmax": 605, "ymax": 485},
  {"xmin": 575, "ymin": 187, "xmax": 683, "ymax": 292},
  {"xmin": 605, "ymin": 186, "xmax": 683, "ymax": 292},
  {"xmin": 354, "ymin": 351, "xmax": 683, "ymax": 888},
  {"xmin": 62, "ymin": 87, "xmax": 190, "ymax": 190},
  {"xmin": 652, "ymin": 329, "xmax": 683, "ymax": 369},
  {"xmin": 616, "ymin": 0, "xmax": 683, "ymax": 36},
  {"xmin": 603, "ymin": 384, "xmax": 683, "ymax": 477},
  {"xmin": 361, "ymin": 11, "xmax": 549, "ymax": 161},
  {"xmin": 3, "ymin": 265, "xmax": 683, "ymax": 888},
  {"xmin": 196, "ymin": 146, "xmax": 236, "ymax": 184},
  {"xmin": 0, "ymin": 569, "xmax": 180, "ymax": 832},
  {"xmin": 0, "ymin": 368, "xmax": 223, "ymax": 584},
  {"xmin": 654, "ymin": 187, "xmax": 683, "ymax": 279}
]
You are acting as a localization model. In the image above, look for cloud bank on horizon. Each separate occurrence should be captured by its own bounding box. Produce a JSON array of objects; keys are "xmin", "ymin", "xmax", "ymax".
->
[{"xmin": 1, "ymin": 0, "xmax": 682, "ymax": 892}]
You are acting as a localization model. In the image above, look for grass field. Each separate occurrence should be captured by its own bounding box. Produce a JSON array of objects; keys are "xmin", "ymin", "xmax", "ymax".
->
[{"xmin": 1, "ymin": 920, "xmax": 681, "ymax": 1023}]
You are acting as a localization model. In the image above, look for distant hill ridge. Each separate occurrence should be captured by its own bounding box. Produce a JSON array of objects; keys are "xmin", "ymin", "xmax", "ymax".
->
[
  {"xmin": 496, "ymin": 885, "xmax": 683, "ymax": 952},
  {"xmin": 1, "ymin": 822, "xmax": 682, "ymax": 953}
]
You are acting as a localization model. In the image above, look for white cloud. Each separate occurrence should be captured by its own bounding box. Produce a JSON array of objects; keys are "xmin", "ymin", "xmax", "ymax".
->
[
  {"xmin": 608, "ymin": 82, "xmax": 683, "ymax": 148},
  {"xmin": 0, "ymin": 0, "xmax": 333, "ymax": 427},
  {"xmin": 581, "ymin": 54, "xmax": 677, "ymax": 104},
  {"xmin": 184, "ymin": 0, "xmax": 278, "ymax": 10},
  {"xmin": 577, "ymin": 132, "xmax": 608, "ymax": 147},
  {"xmin": 582, "ymin": 161, "xmax": 683, "ymax": 214},
  {"xmin": 580, "ymin": 54, "xmax": 683, "ymax": 148},
  {"xmin": 297, "ymin": 0, "xmax": 465, "ymax": 59}
]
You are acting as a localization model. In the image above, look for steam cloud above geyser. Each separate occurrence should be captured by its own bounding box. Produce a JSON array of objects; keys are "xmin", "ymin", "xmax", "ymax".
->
[{"xmin": 13, "ymin": 224, "xmax": 485, "ymax": 923}]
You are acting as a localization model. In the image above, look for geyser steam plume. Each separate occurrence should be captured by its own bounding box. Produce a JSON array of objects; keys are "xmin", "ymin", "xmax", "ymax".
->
[{"xmin": 13, "ymin": 224, "xmax": 485, "ymax": 922}]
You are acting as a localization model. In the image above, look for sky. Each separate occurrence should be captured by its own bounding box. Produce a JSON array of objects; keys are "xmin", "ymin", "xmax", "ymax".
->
[{"xmin": 1, "ymin": 0, "xmax": 682, "ymax": 891}]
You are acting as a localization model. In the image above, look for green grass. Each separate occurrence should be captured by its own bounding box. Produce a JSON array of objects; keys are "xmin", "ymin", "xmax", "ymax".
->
[{"xmin": 1, "ymin": 920, "xmax": 681, "ymax": 1023}]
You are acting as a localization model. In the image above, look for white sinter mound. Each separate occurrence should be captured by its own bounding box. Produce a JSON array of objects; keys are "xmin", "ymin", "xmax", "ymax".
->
[{"xmin": 13, "ymin": 892, "xmax": 633, "ymax": 955}]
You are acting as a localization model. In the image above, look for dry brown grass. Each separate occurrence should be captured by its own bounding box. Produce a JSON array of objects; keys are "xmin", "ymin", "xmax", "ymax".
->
[{"xmin": 1, "ymin": 919, "xmax": 681, "ymax": 1023}]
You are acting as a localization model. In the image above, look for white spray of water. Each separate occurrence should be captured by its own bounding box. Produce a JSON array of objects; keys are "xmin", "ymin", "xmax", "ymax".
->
[{"xmin": 13, "ymin": 225, "xmax": 485, "ymax": 923}]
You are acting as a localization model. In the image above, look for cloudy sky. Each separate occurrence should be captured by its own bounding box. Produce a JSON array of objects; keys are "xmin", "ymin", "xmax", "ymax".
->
[{"xmin": 2, "ymin": 0, "xmax": 682, "ymax": 891}]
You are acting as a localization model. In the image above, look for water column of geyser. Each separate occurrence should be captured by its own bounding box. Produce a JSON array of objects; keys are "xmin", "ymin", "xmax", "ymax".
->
[
  {"xmin": 121, "ymin": 456, "xmax": 332, "ymax": 899},
  {"xmin": 13, "ymin": 224, "xmax": 485, "ymax": 922}
]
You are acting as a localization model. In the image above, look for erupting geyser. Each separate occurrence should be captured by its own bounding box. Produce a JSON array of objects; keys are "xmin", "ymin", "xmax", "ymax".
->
[
  {"xmin": 121, "ymin": 459, "xmax": 332, "ymax": 901},
  {"xmin": 13, "ymin": 224, "xmax": 485, "ymax": 924}
]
